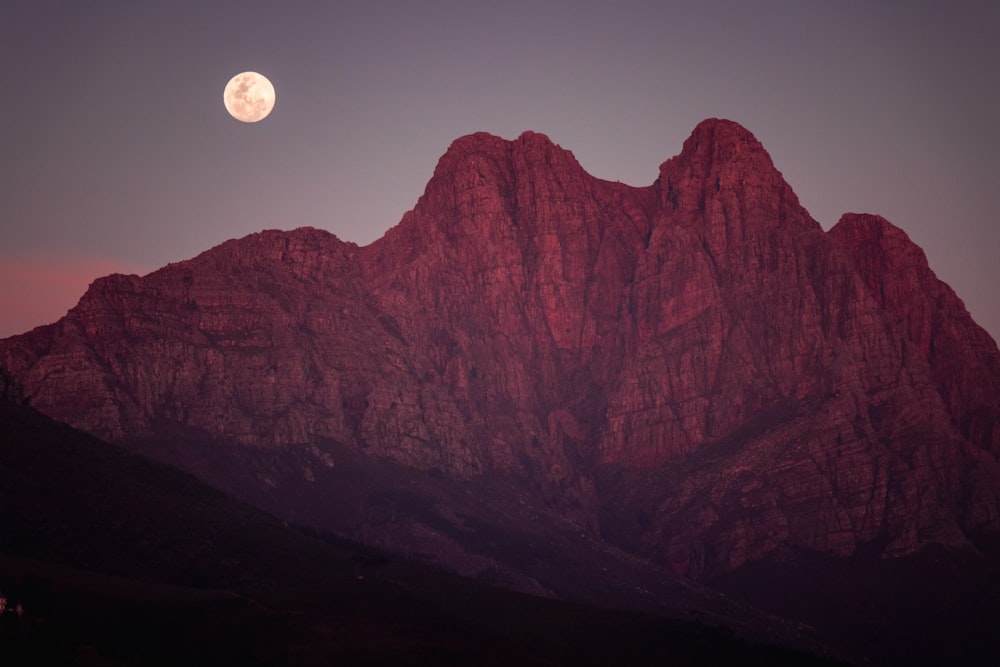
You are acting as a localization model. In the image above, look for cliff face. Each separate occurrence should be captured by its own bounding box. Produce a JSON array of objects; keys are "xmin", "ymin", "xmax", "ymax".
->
[
  {"xmin": 829, "ymin": 213, "xmax": 1000, "ymax": 459},
  {"xmin": 3, "ymin": 119, "xmax": 999, "ymax": 579}
]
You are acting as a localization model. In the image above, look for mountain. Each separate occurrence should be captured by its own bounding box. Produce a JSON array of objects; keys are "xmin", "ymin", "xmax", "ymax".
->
[{"xmin": 3, "ymin": 118, "xmax": 1000, "ymax": 663}]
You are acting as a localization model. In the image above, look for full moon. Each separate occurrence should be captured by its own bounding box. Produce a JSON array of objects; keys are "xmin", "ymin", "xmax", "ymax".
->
[{"xmin": 223, "ymin": 72, "xmax": 275, "ymax": 123}]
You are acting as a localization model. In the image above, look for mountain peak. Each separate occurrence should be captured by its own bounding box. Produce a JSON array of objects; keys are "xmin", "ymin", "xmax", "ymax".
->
[
  {"xmin": 515, "ymin": 129, "xmax": 555, "ymax": 145},
  {"xmin": 667, "ymin": 117, "xmax": 776, "ymax": 177},
  {"xmin": 433, "ymin": 130, "xmax": 580, "ymax": 172},
  {"xmin": 688, "ymin": 117, "xmax": 764, "ymax": 147},
  {"xmin": 830, "ymin": 212, "xmax": 909, "ymax": 244},
  {"xmin": 837, "ymin": 211, "xmax": 892, "ymax": 226},
  {"xmin": 828, "ymin": 213, "xmax": 929, "ymax": 286},
  {"xmin": 651, "ymin": 118, "xmax": 814, "ymax": 240},
  {"xmin": 400, "ymin": 129, "xmax": 590, "ymax": 236},
  {"xmin": 440, "ymin": 131, "xmax": 510, "ymax": 161}
]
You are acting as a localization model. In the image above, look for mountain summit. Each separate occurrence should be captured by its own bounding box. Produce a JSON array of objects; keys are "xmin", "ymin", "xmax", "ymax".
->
[{"xmin": 2, "ymin": 120, "xmax": 999, "ymax": 590}]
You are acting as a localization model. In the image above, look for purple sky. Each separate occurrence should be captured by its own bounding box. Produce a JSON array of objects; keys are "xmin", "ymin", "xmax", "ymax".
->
[{"xmin": 2, "ymin": 1, "xmax": 998, "ymax": 340}]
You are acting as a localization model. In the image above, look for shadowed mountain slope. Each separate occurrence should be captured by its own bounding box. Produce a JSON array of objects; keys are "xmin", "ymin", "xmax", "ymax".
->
[{"xmin": 0, "ymin": 383, "xmax": 839, "ymax": 666}]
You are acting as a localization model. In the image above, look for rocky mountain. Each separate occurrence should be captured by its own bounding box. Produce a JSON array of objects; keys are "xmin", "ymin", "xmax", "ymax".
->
[{"xmin": 2, "ymin": 118, "xmax": 999, "ymax": 609}]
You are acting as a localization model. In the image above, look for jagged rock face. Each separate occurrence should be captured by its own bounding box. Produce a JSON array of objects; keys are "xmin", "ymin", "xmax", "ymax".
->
[
  {"xmin": 829, "ymin": 214, "xmax": 1000, "ymax": 459},
  {"xmin": 2, "ymin": 119, "xmax": 999, "ymax": 579},
  {"xmin": 590, "ymin": 123, "xmax": 1000, "ymax": 575},
  {"xmin": 359, "ymin": 131, "xmax": 656, "ymax": 507}
]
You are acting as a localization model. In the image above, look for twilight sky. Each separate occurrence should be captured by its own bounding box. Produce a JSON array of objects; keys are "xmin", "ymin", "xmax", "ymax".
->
[{"xmin": 2, "ymin": 1, "xmax": 998, "ymax": 340}]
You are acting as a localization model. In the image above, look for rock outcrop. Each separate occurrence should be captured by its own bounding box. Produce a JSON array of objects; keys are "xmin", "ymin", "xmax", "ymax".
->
[
  {"xmin": 2, "ymin": 119, "xmax": 999, "ymax": 580},
  {"xmin": 829, "ymin": 213, "xmax": 1000, "ymax": 459}
]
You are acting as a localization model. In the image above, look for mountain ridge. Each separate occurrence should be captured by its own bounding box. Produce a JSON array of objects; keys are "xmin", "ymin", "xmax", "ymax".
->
[{"xmin": 2, "ymin": 119, "xmax": 999, "ymax": 587}]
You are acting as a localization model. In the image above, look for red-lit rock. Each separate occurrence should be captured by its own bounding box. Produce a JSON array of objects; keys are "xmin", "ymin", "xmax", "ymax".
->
[
  {"xmin": 2, "ymin": 119, "xmax": 998, "ymax": 579},
  {"xmin": 829, "ymin": 213, "xmax": 1000, "ymax": 459}
]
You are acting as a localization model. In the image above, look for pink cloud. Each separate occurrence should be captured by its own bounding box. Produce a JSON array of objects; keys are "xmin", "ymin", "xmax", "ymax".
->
[{"xmin": 0, "ymin": 257, "xmax": 148, "ymax": 338}]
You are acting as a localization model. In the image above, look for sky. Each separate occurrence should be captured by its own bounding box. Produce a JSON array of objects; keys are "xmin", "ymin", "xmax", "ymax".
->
[{"xmin": 2, "ymin": 1, "xmax": 998, "ymax": 341}]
